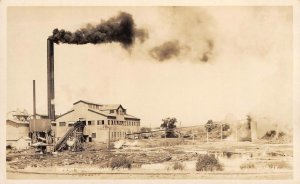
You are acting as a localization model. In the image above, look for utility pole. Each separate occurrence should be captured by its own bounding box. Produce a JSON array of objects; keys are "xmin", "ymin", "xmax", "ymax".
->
[
  {"xmin": 150, "ymin": 123, "xmax": 152, "ymax": 139},
  {"xmin": 192, "ymin": 129, "xmax": 195, "ymax": 142},
  {"xmin": 107, "ymin": 127, "xmax": 110, "ymax": 150},
  {"xmin": 33, "ymin": 80, "xmax": 36, "ymax": 119},
  {"xmin": 220, "ymin": 123, "xmax": 223, "ymax": 141},
  {"xmin": 179, "ymin": 121, "xmax": 181, "ymax": 139},
  {"xmin": 206, "ymin": 125, "xmax": 209, "ymax": 142},
  {"xmin": 236, "ymin": 124, "xmax": 238, "ymax": 142}
]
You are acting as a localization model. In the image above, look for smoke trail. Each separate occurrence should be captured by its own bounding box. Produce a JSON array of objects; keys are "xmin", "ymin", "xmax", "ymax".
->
[
  {"xmin": 149, "ymin": 40, "xmax": 189, "ymax": 62},
  {"xmin": 48, "ymin": 12, "xmax": 148, "ymax": 48},
  {"xmin": 200, "ymin": 39, "xmax": 214, "ymax": 62}
]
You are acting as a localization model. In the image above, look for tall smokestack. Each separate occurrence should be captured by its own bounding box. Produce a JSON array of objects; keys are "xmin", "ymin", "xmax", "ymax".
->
[
  {"xmin": 47, "ymin": 39, "xmax": 55, "ymax": 121},
  {"xmin": 33, "ymin": 80, "xmax": 36, "ymax": 119},
  {"xmin": 46, "ymin": 12, "xmax": 147, "ymax": 121}
]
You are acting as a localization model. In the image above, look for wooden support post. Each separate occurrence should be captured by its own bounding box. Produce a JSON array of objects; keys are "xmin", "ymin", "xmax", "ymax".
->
[
  {"xmin": 220, "ymin": 124, "xmax": 223, "ymax": 141},
  {"xmin": 107, "ymin": 127, "xmax": 110, "ymax": 150},
  {"xmin": 206, "ymin": 129, "xmax": 209, "ymax": 142},
  {"xmin": 179, "ymin": 121, "xmax": 181, "ymax": 139},
  {"xmin": 192, "ymin": 129, "xmax": 194, "ymax": 142},
  {"xmin": 236, "ymin": 125, "xmax": 238, "ymax": 142}
]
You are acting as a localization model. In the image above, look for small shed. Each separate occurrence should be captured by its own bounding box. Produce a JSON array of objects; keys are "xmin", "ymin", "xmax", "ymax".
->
[{"xmin": 14, "ymin": 136, "xmax": 31, "ymax": 150}]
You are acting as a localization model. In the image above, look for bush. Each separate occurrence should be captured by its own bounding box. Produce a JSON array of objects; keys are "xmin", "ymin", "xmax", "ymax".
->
[
  {"xmin": 240, "ymin": 162, "xmax": 255, "ymax": 170},
  {"xmin": 108, "ymin": 143, "xmax": 115, "ymax": 149},
  {"xmin": 196, "ymin": 154, "xmax": 223, "ymax": 171},
  {"xmin": 262, "ymin": 130, "xmax": 277, "ymax": 140},
  {"xmin": 173, "ymin": 162, "xmax": 185, "ymax": 170},
  {"xmin": 6, "ymin": 157, "xmax": 13, "ymax": 162},
  {"xmin": 110, "ymin": 156, "xmax": 132, "ymax": 170},
  {"xmin": 267, "ymin": 161, "xmax": 292, "ymax": 169},
  {"xmin": 6, "ymin": 145, "xmax": 12, "ymax": 149},
  {"xmin": 159, "ymin": 139, "xmax": 184, "ymax": 147},
  {"xmin": 278, "ymin": 131, "xmax": 285, "ymax": 138}
]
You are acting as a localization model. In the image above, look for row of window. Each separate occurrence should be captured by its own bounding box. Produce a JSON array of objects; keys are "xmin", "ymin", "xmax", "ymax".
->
[
  {"xmin": 90, "ymin": 131, "xmax": 132, "ymax": 140},
  {"xmin": 111, "ymin": 131, "xmax": 131, "ymax": 138},
  {"xmin": 108, "ymin": 120, "xmax": 140, "ymax": 126},
  {"xmin": 89, "ymin": 104, "xmax": 100, "ymax": 109},
  {"xmin": 88, "ymin": 105, "xmax": 126, "ymax": 115},
  {"xmin": 109, "ymin": 109, "xmax": 126, "ymax": 115},
  {"xmin": 87, "ymin": 120, "xmax": 105, "ymax": 125},
  {"xmin": 56, "ymin": 120, "xmax": 140, "ymax": 127},
  {"xmin": 88, "ymin": 131, "xmax": 131, "ymax": 140}
]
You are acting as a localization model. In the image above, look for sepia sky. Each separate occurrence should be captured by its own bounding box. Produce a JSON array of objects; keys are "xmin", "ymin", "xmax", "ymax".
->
[{"xmin": 7, "ymin": 6, "xmax": 293, "ymax": 127}]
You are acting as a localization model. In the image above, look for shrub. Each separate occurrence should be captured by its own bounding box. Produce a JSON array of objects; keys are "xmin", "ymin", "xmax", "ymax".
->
[
  {"xmin": 110, "ymin": 156, "xmax": 132, "ymax": 170},
  {"xmin": 108, "ymin": 143, "xmax": 115, "ymax": 149},
  {"xmin": 224, "ymin": 151, "xmax": 233, "ymax": 158},
  {"xmin": 6, "ymin": 145, "xmax": 12, "ymax": 149},
  {"xmin": 173, "ymin": 161, "xmax": 185, "ymax": 170},
  {"xmin": 159, "ymin": 139, "xmax": 184, "ymax": 147},
  {"xmin": 262, "ymin": 130, "xmax": 277, "ymax": 140},
  {"xmin": 267, "ymin": 161, "xmax": 292, "ymax": 169},
  {"xmin": 6, "ymin": 157, "xmax": 13, "ymax": 162},
  {"xmin": 278, "ymin": 131, "xmax": 285, "ymax": 138},
  {"xmin": 240, "ymin": 162, "xmax": 255, "ymax": 170},
  {"xmin": 196, "ymin": 154, "xmax": 223, "ymax": 171}
]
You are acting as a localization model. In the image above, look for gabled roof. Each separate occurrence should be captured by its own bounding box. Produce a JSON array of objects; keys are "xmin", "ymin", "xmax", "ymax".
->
[
  {"xmin": 18, "ymin": 136, "xmax": 31, "ymax": 141},
  {"xmin": 88, "ymin": 109, "xmax": 140, "ymax": 120},
  {"xmin": 6, "ymin": 119, "xmax": 29, "ymax": 125},
  {"xmin": 55, "ymin": 110, "xmax": 74, "ymax": 119},
  {"xmin": 58, "ymin": 100, "xmax": 140, "ymax": 120},
  {"xmin": 124, "ymin": 114, "xmax": 140, "ymax": 120},
  {"xmin": 88, "ymin": 109, "xmax": 115, "ymax": 118},
  {"xmin": 73, "ymin": 100, "xmax": 102, "ymax": 106},
  {"xmin": 73, "ymin": 100, "xmax": 124, "ymax": 110},
  {"xmin": 100, "ymin": 104, "xmax": 123, "ymax": 110}
]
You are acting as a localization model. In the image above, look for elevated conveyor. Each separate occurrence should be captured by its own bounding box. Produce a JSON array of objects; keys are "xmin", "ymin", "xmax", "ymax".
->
[{"xmin": 54, "ymin": 121, "xmax": 85, "ymax": 151}]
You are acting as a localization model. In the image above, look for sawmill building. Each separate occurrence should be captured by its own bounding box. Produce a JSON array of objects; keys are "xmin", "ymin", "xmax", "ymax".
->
[{"xmin": 54, "ymin": 100, "xmax": 141, "ymax": 142}]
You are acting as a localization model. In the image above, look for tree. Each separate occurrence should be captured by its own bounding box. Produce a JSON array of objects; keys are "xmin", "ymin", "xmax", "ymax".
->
[
  {"xmin": 246, "ymin": 115, "xmax": 252, "ymax": 129},
  {"xmin": 205, "ymin": 120, "xmax": 231, "ymax": 139},
  {"xmin": 222, "ymin": 124, "xmax": 230, "ymax": 131},
  {"xmin": 160, "ymin": 117, "xmax": 177, "ymax": 138},
  {"xmin": 205, "ymin": 120, "xmax": 217, "ymax": 132},
  {"xmin": 140, "ymin": 127, "xmax": 151, "ymax": 132}
]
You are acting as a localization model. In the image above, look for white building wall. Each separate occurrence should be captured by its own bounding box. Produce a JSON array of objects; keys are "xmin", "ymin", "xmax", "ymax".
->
[
  {"xmin": 6, "ymin": 121, "xmax": 29, "ymax": 141},
  {"xmin": 55, "ymin": 102, "xmax": 140, "ymax": 142},
  {"xmin": 55, "ymin": 108, "xmax": 107, "ymax": 139},
  {"xmin": 95, "ymin": 127, "xmax": 109, "ymax": 142},
  {"xmin": 14, "ymin": 138, "xmax": 31, "ymax": 149}
]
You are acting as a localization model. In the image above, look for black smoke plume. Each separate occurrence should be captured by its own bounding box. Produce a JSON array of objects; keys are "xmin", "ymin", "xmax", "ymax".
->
[
  {"xmin": 200, "ymin": 39, "xmax": 214, "ymax": 62},
  {"xmin": 48, "ymin": 12, "xmax": 148, "ymax": 48},
  {"xmin": 149, "ymin": 40, "xmax": 187, "ymax": 62}
]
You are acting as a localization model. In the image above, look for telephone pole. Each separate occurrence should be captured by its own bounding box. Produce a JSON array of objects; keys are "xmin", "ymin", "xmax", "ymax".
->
[
  {"xmin": 206, "ymin": 128, "xmax": 209, "ymax": 142},
  {"xmin": 220, "ymin": 123, "xmax": 223, "ymax": 141}
]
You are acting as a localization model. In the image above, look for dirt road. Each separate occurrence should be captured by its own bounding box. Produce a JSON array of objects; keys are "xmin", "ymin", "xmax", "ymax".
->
[{"xmin": 7, "ymin": 170, "xmax": 292, "ymax": 180}]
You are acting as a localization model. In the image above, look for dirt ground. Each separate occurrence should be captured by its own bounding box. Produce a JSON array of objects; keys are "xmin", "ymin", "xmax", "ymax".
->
[
  {"xmin": 7, "ymin": 171, "xmax": 292, "ymax": 180},
  {"xmin": 6, "ymin": 139, "xmax": 293, "ymax": 179}
]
